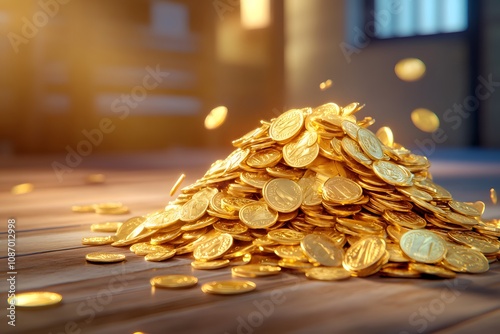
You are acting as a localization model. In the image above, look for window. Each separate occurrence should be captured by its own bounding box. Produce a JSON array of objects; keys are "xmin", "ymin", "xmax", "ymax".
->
[{"xmin": 373, "ymin": 0, "xmax": 468, "ymax": 38}]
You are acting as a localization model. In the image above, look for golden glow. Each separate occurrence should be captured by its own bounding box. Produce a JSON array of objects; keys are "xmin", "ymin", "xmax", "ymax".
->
[
  {"xmin": 11, "ymin": 183, "xmax": 34, "ymax": 195},
  {"xmin": 411, "ymin": 108, "xmax": 440, "ymax": 133},
  {"xmin": 205, "ymin": 106, "xmax": 228, "ymax": 130},
  {"xmin": 241, "ymin": 0, "xmax": 271, "ymax": 29},
  {"xmin": 394, "ymin": 58, "xmax": 426, "ymax": 82},
  {"xmin": 319, "ymin": 79, "xmax": 333, "ymax": 91}
]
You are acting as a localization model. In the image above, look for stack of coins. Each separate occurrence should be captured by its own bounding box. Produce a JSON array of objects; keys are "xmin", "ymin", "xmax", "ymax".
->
[{"xmin": 84, "ymin": 102, "xmax": 500, "ymax": 281}]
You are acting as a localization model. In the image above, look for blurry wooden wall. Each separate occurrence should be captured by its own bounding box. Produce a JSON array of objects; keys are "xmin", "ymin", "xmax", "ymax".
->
[{"xmin": 0, "ymin": 0, "xmax": 284, "ymax": 154}]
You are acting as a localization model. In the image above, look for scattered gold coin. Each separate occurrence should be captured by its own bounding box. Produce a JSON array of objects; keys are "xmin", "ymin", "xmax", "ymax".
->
[
  {"xmin": 85, "ymin": 252, "xmax": 126, "ymax": 263},
  {"xmin": 205, "ymin": 106, "xmax": 228, "ymax": 130},
  {"xmin": 305, "ymin": 267, "xmax": 351, "ymax": 281},
  {"xmin": 201, "ymin": 280, "xmax": 256, "ymax": 295},
  {"xmin": 72, "ymin": 205, "xmax": 96, "ymax": 213},
  {"xmin": 150, "ymin": 275, "xmax": 198, "ymax": 288},
  {"xmin": 82, "ymin": 236, "xmax": 115, "ymax": 246},
  {"xmin": 8, "ymin": 292, "xmax": 62, "ymax": 307},
  {"xmin": 191, "ymin": 259, "xmax": 230, "ymax": 270},
  {"xmin": 90, "ymin": 222, "xmax": 122, "ymax": 233}
]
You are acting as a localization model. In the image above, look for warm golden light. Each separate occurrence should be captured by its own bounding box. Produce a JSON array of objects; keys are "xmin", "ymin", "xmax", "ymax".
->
[
  {"xmin": 205, "ymin": 106, "xmax": 228, "ymax": 130},
  {"xmin": 319, "ymin": 79, "xmax": 333, "ymax": 91},
  {"xmin": 411, "ymin": 108, "xmax": 440, "ymax": 133},
  {"xmin": 241, "ymin": 0, "xmax": 271, "ymax": 29},
  {"xmin": 394, "ymin": 58, "xmax": 426, "ymax": 82}
]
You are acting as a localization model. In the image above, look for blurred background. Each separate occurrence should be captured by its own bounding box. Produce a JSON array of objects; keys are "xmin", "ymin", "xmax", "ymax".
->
[{"xmin": 0, "ymin": 0, "xmax": 499, "ymax": 156}]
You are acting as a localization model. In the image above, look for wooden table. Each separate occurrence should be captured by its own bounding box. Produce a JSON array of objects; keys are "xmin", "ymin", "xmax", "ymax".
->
[{"xmin": 1, "ymin": 148, "xmax": 500, "ymax": 334}]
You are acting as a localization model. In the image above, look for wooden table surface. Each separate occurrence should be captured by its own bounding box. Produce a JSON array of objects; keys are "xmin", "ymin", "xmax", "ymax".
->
[{"xmin": 1, "ymin": 148, "xmax": 500, "ymax": 334}]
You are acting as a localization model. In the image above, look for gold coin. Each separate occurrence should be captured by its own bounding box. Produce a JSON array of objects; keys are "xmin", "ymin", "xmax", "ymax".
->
[
  {"xmin": 399, "ymin": 230, "xmax": 446, "ymax": 264},
  {"xmin": 8, "ymin": 292, "xmax": 62, "ymax": 307},
  {"xmin": 443, "ymin": 245, "xmax": 489, "ymax": 273},
  {"xmin": 191, "ymin": 259, "xmax": 230, "ymax": 270},
  {"xmin": 278, "ymin": 258, "xmax": 314, "ymax": 270},
  {"xmin": 491, "ymin": 188, "xmax": 498, "ymax": 205},
  {"xmin": 193, "ymin": 233, "xmax": 233, "ymax": 261},
  {"xmin": 263, "ymin": 178, "xmax": 303, "ymax": 213},
  {"xmin": 341, "ymin": 137, "xmax": 373, "ymax": 166},
  {"xmin": 269, "ymin": 109, "xmax": 305, "ymax": 143},
  {"xmin": 239, "ymin": 201, "xmax": 278, "ymax": 229},
  {"xmin": 283, "ymin": 130, "xmax": 320, "ymax": 168},
  {"xmin": 357, "ymin": 128, "xmax": 384, "ymax": 160},
  {"xmin": 114, "ymin": 216, "xmax": 145, "ymax": 240},
  {"xmin": 301, "ymin": 234, "xmax": 344, "ymax": 267},
  {"xmin": 81, "ymin": 236, "xmax": 115, "ymax": 246},
  {"xmin": 180, "ymin": 198, "xmax": 209, "ymax": 223},
  {"xmin": 150, "ymin": 275, "xmax": 198, "ymax": 288},
  {"xmin": 205, "ymin": 105, "xmax": 228, "ymax": 130},
  {"xmin": 72, "ymin": 205, "xmax": 96, "ymax": 213},
  {"xmin": 274, "ymin": 245, "xmax": 309, "ymax": 262},
  {"xmin": 90, "ymin": 222, "xmax": 122, "ymax": 233},
  {"xmin": 267, "ymin": 229, "xmax": 305, "ymax": 245},
  {"xmin": 386, "ymin": 243, "xmax": 411, "ymax": 262},
  {"xmin": 448, "ymin": 231, "xmax": 500, "ymax": 254},
  {"xmin": 246, "ymin": 148, "xmax": 282, "ymax": 168},
  {"xmin": 322, "ymin": 176, "xmax": 363, "ymax": 205},
  {"xmin": 411, "ymin": 108, "xmax": 439, "ymax": 133},
  {"xmin": 408, "ymin": 263, "xmax": 456, "ymax": 278},
  {"xmin": 85, "ymin": 252, "xmax": 126, "ymax": 263},
  {"xmin": 383, "ymin": 210, "xmax": 426, "ymax": 229},
  {"xmin": 343, "ymin": 236, "xmax": 386, "ymax": 272},
  {"xmin": 11, "ymin": 183, "xmax": 34, "ymax": 195},
  {"xmin": 448, "ymin": 200, "xmax": 481, "ymax": 217},
  {"xmin": 319, "ymin": 79, "xmax": 333, "ymax": 91},
  {"xmin": 372, "ymin": 160, "xmax": 413, "ymax": 186},
  {"xmin": 342, "ymin": 102, "xmax": 364, "ymax": 116},
  {"xmin": 95, "ymin": 203, "xmax": 130, "ymax": 215},
  {"xmin": 130, "ymin": 243, "xmax": 173, "ymax": 256},
  {"xmin": 170, "ymin": 173, "xmax": 186, "ymax": 196},
  {"xmin": 145, "ymin": 249, "xmax": 176, "ymax": 262},
  {"xmin": 375, "ymin": 127, "xmax": 394, "ymax": 147},
  {"xmin": 304, "ymin": 267, "xmax": 351, "ymax": 281},
  {"xmin": 201, "ymin": 280, "xmax": 256, "ymax": 295},
  {"xmin": 231, "ymin": 264, "xmax": 281, "ymax": 278},
  {"xmin": 379, "ymin": 263, "xmax": 421, "ymax": 278}
]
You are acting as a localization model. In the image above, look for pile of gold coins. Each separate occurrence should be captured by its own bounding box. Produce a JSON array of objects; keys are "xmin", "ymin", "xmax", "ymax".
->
[{"xmin": 82, "ymin": 102, "xmax": 500, "ymax": 291}]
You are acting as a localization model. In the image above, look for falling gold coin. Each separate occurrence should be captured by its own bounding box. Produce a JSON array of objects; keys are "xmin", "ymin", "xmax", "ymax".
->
[
  {"xmin": 8, "ymin": 292, "xmax": 62, "ymax": 307},
  {"xmin": 319, "ymin": 79, "xmax": 333, "ymax": 91},
  {"xmin": 394, "ymin": 58, "xmax": 426, "ymax": 82},
  {"xmin": 375, "ymin": 127, "xmax": 394, "ymax": 147},
  {"xmin": 85, "ymin": 252, "xmax": 126, "ymax": 263},
  {"xmin": 491, "ymin": 188, "xmax": 498, "ymax": 205},
  {"xmin": 201, "ymin": 280, "xmax": 256, "ymax": 295},
  {"xmin": 205, "ymin": 106, "xmax": 228, "ymax": 130},
  {"xmin": 11, "ymin": 183, "xmax": 34, "ymax": 195},
  {"xmin": 411, "ymin": 108, "xmax": 440, "ymax": 133},
  {"xmin": 150, "ymin": 275, "xmax": 198, "ymax": 288},
  {"xmin": 170, "ymin": 174, "xmax": 186, "ymax": 196}
]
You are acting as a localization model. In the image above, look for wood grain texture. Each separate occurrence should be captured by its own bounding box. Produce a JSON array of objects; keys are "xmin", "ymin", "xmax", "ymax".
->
[{"xmin": 1, "ymin": 149, "xmax": 500, "ymax": 334}]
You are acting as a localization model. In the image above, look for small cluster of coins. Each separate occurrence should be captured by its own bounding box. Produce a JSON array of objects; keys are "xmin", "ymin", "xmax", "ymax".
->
[{"xmin": 83, "ymin": 102, "xmax": 500, "ymax": 291}]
